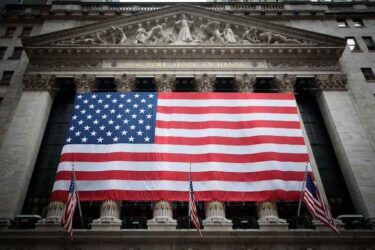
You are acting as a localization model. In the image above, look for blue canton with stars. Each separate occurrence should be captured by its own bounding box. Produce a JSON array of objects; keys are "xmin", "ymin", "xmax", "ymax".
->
[{"xmin": 66, "ymin": 92, "xmax": 158, "ymax": 144}]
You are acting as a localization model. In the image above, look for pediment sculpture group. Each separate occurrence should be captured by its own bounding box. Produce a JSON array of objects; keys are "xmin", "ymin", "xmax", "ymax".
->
[{"xmin": 57, "ymin": 14, "xmax": 310, "ymax": 46}]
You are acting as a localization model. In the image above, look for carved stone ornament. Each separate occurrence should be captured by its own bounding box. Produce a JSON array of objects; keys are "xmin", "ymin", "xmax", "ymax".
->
[
  {"xmin": 53, "ymin": 13, "xmax": 314, "ymax": 46},
  {"xmin": 257, "ymin": 201, "xmax": 288, "ymax": 229},
  {"xmin": 268, "ymin": 59, "xmax": 339, "ymax": 70},
  {"xmin": 195, "ymin": 74, "xmax": 216, "ymax": 92},
  {"xmin": 92, "ymin": 200, "xmax": 122, "ymax": 225},
  {"xmin": 147, "ymin": 201, "xmax": 177, "ymax": 230},
  {"xmin": 202, "ymin": 201, "xmax": 233, "ymax": 229},
  {"xmin": 74, "ymin": 74, "xmax": 95, "ymax": 93},
  {"xmin": 23, "ymin": 74, "xmax": 55, "ymax": 92},
  {"xmin": 236, "ymin": 73, "xmax": 256, "ymax": 92},
  {"xmin": 154, "ymin": 74, "xmax": 176, "ymax": 92},
  {"xmin": 29, "ymin": 60, "xmax": 102, "ymax": 70},
  {"xmin": 315, "ymin": 74, "xmax": 348, "ymax": 91},
  {"xmin": 274, "ymin": 74, "xmax": 297, "ymax": 93},
  {"xmin": 37, "ymin": 201, "xmax": 65, "ymax": 225},
  {"xmin": 114, "ymin": 74, "xmax": 136, "ymax": 92}
]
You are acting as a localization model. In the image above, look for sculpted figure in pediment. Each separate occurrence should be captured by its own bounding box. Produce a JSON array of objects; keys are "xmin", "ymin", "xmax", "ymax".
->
[
  {"xmin": 145, "ymin": 23, "xmax": 174, "ymax": 44},
  {"xmin": 223, "ymin": 24, "xmax": 237, "ymax": 44},
  {"xmin": 174, "ymin": 14, "xmax": 194, "ymax": 42},
  {"xmin": 258, "ymin": 31, "xmax": 301, "ymax": 44},
  {"xmin": 200, "ymin": 20, "xmax": 225, "ymax": 44},
  {"xmin": 241, "ymin": 27, "xmax": 260, "ymax": 44},
  {"xmin": 132, "ymin": 23, "xmax": 147, "ymax": 45}
]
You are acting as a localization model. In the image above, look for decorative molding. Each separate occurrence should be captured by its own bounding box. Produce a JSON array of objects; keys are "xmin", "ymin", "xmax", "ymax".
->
[
  {"xmin": 29, "ymin": 60, "xmax": 102, "ymax": 70},
  {"xmin": 315, "ymin": 74, "xmax": 347, "ymax": 91},
  {"xmin": 274, "ymin": 74, "xmax": 296, "ymax": 93},
  {"xmin": 154, "ymin": 74, "xmax": 176, "ymax": 92},
  {"xmin": 268, "ymin": 59, "xmax": 340, "ymax": 70},
  {"xmin": 74, "ymin": 74, "xmax": 95, "ymax": 93},
  {"xmin": 257, "ymin": 201, "xmax": 289, "ymax": 230},
  {"xmin": 23, "ymin": 74, "xmax": 55, "ymax": 92},
  {"xmin": 114, "ymin": 74, "xmax": 136, "ymax": 92},
  {"xmin": 236, "ymin": 73, "xmax": 256, "ymax": 92},
  {"xmin": 195, "ymin": 74, "xmax": 215, "ymax": 92}
]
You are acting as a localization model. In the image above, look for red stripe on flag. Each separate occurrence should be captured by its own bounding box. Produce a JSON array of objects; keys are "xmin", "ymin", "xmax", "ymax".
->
[
  {"xmin": 155, "ymin": 135, "xmax": 306, "ymax": 146},
  {"xmin": 158, "ymin": 92, "xmax": 296, "ymax": 100},
  {"xmin": 55, "ymin": 170, "xmax": 307, "ymax": 182},
  {"xmin": 60, "ymin": 152, "xmax": 310, "ymax": 163},
  {"xmin": 50, "ymin": 190, "xmax": 302, "ymax": 202},
  {"xmin": 157, "ymin": 106, "xmax": 298, "ymax": 114},
  {"xmin": 156, "ymin": 120, "xmax": 301, "ymax": 129}
]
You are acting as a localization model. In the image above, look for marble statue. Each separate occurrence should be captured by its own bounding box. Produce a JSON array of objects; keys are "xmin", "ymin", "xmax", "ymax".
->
[
  {"xmin": 223, "ymin": 24, "xmax": 237, "ymax": 43},
  {"xmin": 174, "ymin": 14, "xmax": 194, "ymax": 42},
  {"xmin": 145, "ymin": 23, "xmax": 173, "ymax": 44},
  {"xmin": 132, "ymin": 23, "xmax": 147, "ymax": 45},
  {"xmin": 258, "ymin": 31, "xmax": 301, "ymax": 44},
  {"xmin": 241, "ymin": 27, "xmax": 260, "ymax": 44},
  {"xmin": 201, "ymin": 20, "xmax": 225, "ymax": 44}
]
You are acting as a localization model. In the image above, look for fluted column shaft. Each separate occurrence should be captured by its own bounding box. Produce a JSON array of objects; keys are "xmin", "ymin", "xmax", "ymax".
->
[{"xmin": 147, "ymin": 74, "xmax": 177, "ymax": 230}]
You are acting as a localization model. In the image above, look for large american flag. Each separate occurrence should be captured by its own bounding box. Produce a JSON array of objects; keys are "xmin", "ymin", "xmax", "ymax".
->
[
  {"xmin": 51, "ymin": 92, "xmax": 310, "ymax": 202},
  {"xmin": 304, "ymin": 173, "xmax": 338, "ymax": 233}
]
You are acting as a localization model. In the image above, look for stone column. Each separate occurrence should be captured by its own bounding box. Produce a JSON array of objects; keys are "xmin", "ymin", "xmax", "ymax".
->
[
  {"xmin": 114, "ymin": 74, "xmax": 135, "ymax": 92},
  {"xmin": 194, "ymin": 74, "xmax": 233, "ymax": 230},
  {"xmin": 235, "ymin": 73, "xmax": 256, "ymax": 92},
  {"xmin": 91, "ymin": 200, "xmax": 122, "ymax": 230},
  {"xmin": 195, "ymin": 73, "xmax": 215, "ymax": 92},
  {"xmin": 256, "ymin": 201, "xmax": 288, "ymax": 230},
  {"xmin": 147, "ymin": 74, "xmax": 177, "ymax": 230},
  {"xmin": 0, "ymin": 74, "xmax": 54, "ymax": 228},
  {"xmin": 316, "ymin": 74, "xmax": 375, "ymax": 219},
  {"xmin": 274, "ymin": 74, "xmax": 296, "ymax": 93}
]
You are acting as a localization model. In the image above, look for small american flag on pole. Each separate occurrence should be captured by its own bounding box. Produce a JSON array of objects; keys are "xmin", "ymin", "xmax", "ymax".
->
[
  {"xmin": 61, "ymin": 176, "xmax": 77, "ymax": 238},
  {"xmin": 303, "ymin": 173, "xmax": 338, "ymax": 233},
  {"xmin": 189, "ymin": 164, "xmax": 202, "ymax": 237}
]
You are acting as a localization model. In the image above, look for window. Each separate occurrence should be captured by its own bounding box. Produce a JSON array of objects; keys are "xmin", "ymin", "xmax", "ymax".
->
[
  {"xmin": 346, "ymin": 37, "xmax": 361, "ymax": 52},
  {"xmin": 20, "ymin": 26, "xmax": 32, "ymax": 37},
  {"xmin": 3, "ymin": 26, "xmax": 16, "ymax": 37},
  {"xmin": 337, "ymin": 18, "xmax": 347, "ymax": 28},
  {"xmin": 9, "ymin": 47, "xmax": 23, "ymax": 59},
  {"xmin": 361, "ymin": 68, "xmax": 375, "ymax": 81},
  {"xmin": 362, "ymin": 37, "xmax": 375, "ymax": 51},
  {"xmin": 94, "ymin": 78, "xmax": 116, "ymax": 92},
  {"xmin": 0, "ymin": 47, "xmax": 6, "ymax": 59},
  {"xmin": 353, "ymin": 18, "xmax": 364, "ymax": 28},
  {"xmin": 254, "ymin": 78, "xmax": 278, "ymax": 93},
  {"xmin": 0, "ymin": 71, "xmax": 14, "ymax": 86}
]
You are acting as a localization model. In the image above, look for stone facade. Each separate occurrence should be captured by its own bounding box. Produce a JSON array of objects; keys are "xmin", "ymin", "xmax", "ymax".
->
[{"xmin": 0, "ymin": 1, "xmax": 375, "ymax": 249}]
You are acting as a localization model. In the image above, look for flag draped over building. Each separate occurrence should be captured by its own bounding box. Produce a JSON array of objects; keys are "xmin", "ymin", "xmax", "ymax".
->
[
  {"xmin": 189, "ymin": 168, "xmax": 202, "ymax": 237},
  {"xmin": 303, "ymin": 173, "xmax": 338, "ymax": 233},
  {"xmin": 51, "ymin": 92, "xmax": 311, "ymax": 202},
  {"xmin": 61, "ymin": 176, "xmax": 77, "ymax": 237}
]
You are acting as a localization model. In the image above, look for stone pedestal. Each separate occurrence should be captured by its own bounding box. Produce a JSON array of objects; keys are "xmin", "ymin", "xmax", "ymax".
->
[
  {"xmin": 91, "ymin": 200, "xmax": 122, "ymax": 230},
  {"xmin": 202, "ymin": 201, "xmax": 232, "ymax": 231},
  {"xmin": 257, "ymin": 202, "xmax": 288, "ymax": 231},
  {"xmin": 147, "ymin": 201, "xmax": 177, "ymax": 230},
  {"xmin": 35, "ymin": 201, "xmax": 65, "ymax": 230},
  {"xmin": 313, "ymin": 219, "xmax": 344, "ymax": 232}
]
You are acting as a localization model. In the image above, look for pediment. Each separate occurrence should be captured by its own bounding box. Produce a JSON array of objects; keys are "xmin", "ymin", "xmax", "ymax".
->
[{"xmin": 23, "ymin": 4, "xmax": 345, "ymax": 49}]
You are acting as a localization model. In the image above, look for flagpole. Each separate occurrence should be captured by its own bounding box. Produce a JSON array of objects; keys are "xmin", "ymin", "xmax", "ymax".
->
[
  {"xmin": 72, "ymin": 163, "xmax": 84, "ymax": 228},
  {"xmin": 188, "ymin": 163, "xmax": 192, "ymax": 232},
  {"xmin": 297, "ymin": 163, "xmax": 308, "ymax": 217}
]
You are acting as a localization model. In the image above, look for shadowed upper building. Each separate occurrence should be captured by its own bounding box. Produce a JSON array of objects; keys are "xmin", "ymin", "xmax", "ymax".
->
[{"xmin": 0, "ymin": 1, "xmax": 374, "ymax": 250}]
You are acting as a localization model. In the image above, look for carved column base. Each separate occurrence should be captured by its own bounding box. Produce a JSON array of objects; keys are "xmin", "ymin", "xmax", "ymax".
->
[
  {"xmin": 257, "ymin": 201, "xmax": 288, "ymax": 231},
  {"xmin": 313, "ymin": 219, "xmax": 344, "ymax": 232},
  {"xmin": 35, "ymin": 201, "xmax": 65, "ymax": 231},
  {"xmin": 91, "ymin": 200, "xmax": 122, "ymax": 231},
  {"xmin": 147, "ymin": 201, "xmax": 177, "ymax": 231},
  {"xmin": 202, "ymin": 201, "xmax": 233, "ymax": 231}
]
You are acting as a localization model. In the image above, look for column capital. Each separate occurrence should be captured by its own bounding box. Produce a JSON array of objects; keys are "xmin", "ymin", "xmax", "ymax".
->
[
  {"xmin": 257, "ymin": 201, "xmax": 288, "ymax": 230},
  {"xmin": 274, "ymin": 74, "xmax": 297, "ymax": 93},
  {"xmin": 35, "ymin": 201, "xmax": 65, "ymax": 230},
  {"xmin": 155, "ymin": 74, "xmax": 176, "ymax": 92},
  {"xmin": 195, "ymin": 74, "xmax": 216, "ymax": 92},
  {"xmin": 203, "ymin": 201, "xmax": 233, "ymax": 231},
  {"xmin": 23, "ymin": 74, "xmax": 55, "ymax": 93},
  {"xmin": 235, "ymin": 74, "xmax": 256, "ymax": 92},
  {"xmin": 74, "ymin": 74, "xmax": 95, "ymax": 93},
  {"xmin": 91, "ymin": 200, "xmax": 122, "ymax": 230},
  {"xmin": 315, "ymin": 74, "xmax": 348, "ymax": 91},
  {"xmin": 114, "ymin": 74, "xmax": 136, "ymax": 92},
  {"xmin": 147, "ymin": 201, "xmax": 177, "ymax": 230}
]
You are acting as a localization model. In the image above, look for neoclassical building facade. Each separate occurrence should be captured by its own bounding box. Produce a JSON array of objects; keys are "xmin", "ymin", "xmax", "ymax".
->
[{"xmin": 0, "ymin": 1, "xmax": 375, "ymax": 249}]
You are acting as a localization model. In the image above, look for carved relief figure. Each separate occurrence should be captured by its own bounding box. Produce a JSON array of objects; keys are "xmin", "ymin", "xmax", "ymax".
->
[
  {"xmin": 241, "ymin": 27, "xmax": 260, "ymax": 44},
  {"xmin": 201, "ymin": 21, "xmax": 225, "ymax": 44},
  {"xmin": 223, "ymin": 24, "xmax": 237, "ymax": 43},
  {"xmin": 258, "ymin": 31, "xmax": 301, "ymax": 44},
  {"xmin": 174, "ymin": 14, "xmax": 194, "ymax": 42},
  {"xmin": 132, "ymin": 23, "xmax": 147, "ymax": 45},
  {"xmin": 146, "ymin": 23, "xmax": 173, "ymax": 44}
]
